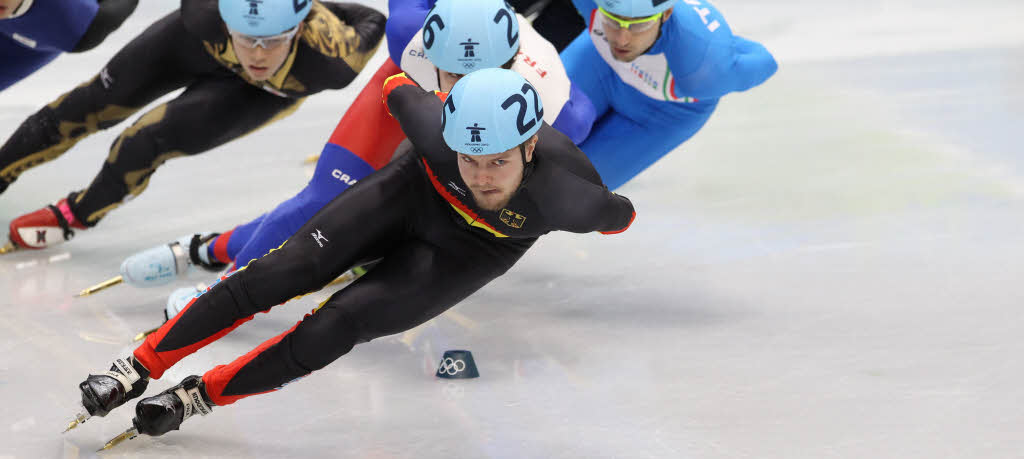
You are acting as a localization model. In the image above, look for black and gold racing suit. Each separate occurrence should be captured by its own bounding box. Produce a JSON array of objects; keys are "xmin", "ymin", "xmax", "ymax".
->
[
  {"xmin": 130, "ymin": 75, "xmax": 635, "ymax": 407},
  {"xmin": 0, "ymin": 0, "xmax": 384, "ymax": 225}
]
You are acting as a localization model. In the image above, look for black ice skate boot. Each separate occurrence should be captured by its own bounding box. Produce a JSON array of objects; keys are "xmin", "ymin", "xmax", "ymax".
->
[
  {"xmin": 132, "ymin": 375, "xmax": 214, "ymax": 437},
  {"xmin": 65, "ymin": 356, "xmax": 151, "ymax": 432},
  {"xmin": 80, "ymin": 356, "xmax": 151, "ymax": 417}
]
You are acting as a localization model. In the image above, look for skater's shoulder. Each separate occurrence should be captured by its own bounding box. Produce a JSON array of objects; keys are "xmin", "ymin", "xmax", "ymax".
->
[
  {"xmin": 180, "ymin": 0, "xmax": 223, "ymax": 41},
  {"xmin": 298, "ymin": 1, "xmax": 358, "ymax": 57},
  {"xmin": 532, "ymin": 125, "xmax": 602, "ymax": 185},
  {"xmin": 295, "ymin": 1, "xmax": 383, "ymax": 74}
]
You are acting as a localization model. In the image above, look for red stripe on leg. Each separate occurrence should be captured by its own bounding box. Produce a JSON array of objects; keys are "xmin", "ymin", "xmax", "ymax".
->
[
  {"xmin": 133, "ymin": 279, "xmax": 255, "ymax": 379},
  {"xmin": 201, "ymin": 320, "xmax": 303, "ymax": 406}
]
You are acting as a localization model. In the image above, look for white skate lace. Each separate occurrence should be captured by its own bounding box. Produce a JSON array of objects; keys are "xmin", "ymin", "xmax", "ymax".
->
[
  {"xmin": 103, "ymin": 357, "xmax": 141, "ymax": 392},
  {"xmin": 174, "ymin": 386, "xmax": 212, "ymax": 420}
]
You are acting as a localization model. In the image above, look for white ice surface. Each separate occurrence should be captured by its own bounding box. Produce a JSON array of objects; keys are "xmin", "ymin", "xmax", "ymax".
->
[{"xmin": 2, "ymin": 1, "xmax": 1024, "ymax": 458}]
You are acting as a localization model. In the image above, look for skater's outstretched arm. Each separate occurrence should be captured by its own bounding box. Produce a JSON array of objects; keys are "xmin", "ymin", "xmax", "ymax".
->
[
  {"xmin": 322, "ymin": 1, "xmax": 387, "ymax": 54},
  {"xmin": 385, "ymin": 0, "xmax": 437, "ymax": 63},
  {"xmin": 662, "ymin": 5, "xmax": 777, "ymax": 100},
  {"xmin": 73, "ymin": 0, "xmax": 139, "ymax": 52}
]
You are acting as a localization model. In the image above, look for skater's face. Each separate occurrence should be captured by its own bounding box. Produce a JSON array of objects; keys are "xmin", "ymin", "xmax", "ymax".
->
[
  {"xmin": 599, "ymin": 7, "xmax": 672, "ymax": 62},
  {"xmin": 457, "ymin": 135, "xmax": 538, "ymax": 211},
  {"xmin": 438, "ymin": 70, "xmax": 464, "ymax": 93},
  {"xmin": 0, "ymin": 0, "xmax": 23, "ymax": 18},
  {"xmin": 229, "ymin": 23, "xmax": 303, "ymax": 82}
]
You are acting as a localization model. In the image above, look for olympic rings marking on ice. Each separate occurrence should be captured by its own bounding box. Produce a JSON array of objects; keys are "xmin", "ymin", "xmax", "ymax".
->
[
  {"xmin": 437, "ymin": 357, "xmax": 467, "ymax": 375},
  {"xmin": 442, "ymin": 382, "xmax": 465, "ymax": 399}
]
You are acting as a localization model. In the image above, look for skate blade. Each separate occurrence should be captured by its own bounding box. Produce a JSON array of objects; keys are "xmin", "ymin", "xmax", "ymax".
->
[
  {"xmin": 133, "ymin": 325, "xmax": 162, "ymax": 342},
  {"xmin": 75, "ymin": 275, "xmax": 124, "ymax": 297},
  {"xmin": 0, "ymin": 241, "xmax": 18, "ymax": 255},
  {"xmin": 303, "ymin": 154, "xmax": 320, "ymax": 164},
  {"xmin": 325, "ymin": 270, "xmax": 357, "ymax": 288},
  {"xmin": 62, "ymin": 410, "xmax": 91, "ymax": 433},
  {"xmin": 99, "ymin": 426, "xmax": 138, "ymax": 451}
]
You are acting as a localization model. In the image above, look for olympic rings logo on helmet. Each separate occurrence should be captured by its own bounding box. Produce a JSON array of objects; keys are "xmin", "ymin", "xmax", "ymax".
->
[{"xmin": 438, "ymin": 358, "xmax": 467, "ymax": 376}]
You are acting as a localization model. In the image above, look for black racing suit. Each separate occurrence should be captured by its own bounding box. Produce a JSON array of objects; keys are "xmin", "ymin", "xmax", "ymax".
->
[
  {"xmin": 131, "ymin": 74, "xmax": 636, "ymax": 406},
  {"xmin": 0, "ymin": 0, "xmax": 385, "ymax": 225}
]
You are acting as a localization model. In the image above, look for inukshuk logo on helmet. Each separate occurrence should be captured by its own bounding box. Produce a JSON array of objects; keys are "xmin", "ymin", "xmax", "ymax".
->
[
  {"xmin": 466, "ymin": 123, "xmax": 486, "ymax": 149},
  {"xmin": 461, "ymin": 38, "xmax": 479, "ymax": 57},
  {"xmin": 459, "ymin": 38, "xmax": 481, "ymax": 69},
  {"xmin": 246, "ymin": 0, "xmax": 263, "ymax": 26}
]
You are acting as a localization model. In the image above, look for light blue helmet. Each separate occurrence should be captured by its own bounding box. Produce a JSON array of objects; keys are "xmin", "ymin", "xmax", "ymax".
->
[
  {"xmin": 595, "ymin": 0, "xmax": 677, "ymax": 17},
  {"xmin": 218, "ymin": 0, "xmax": 312, "ymax": 36},
  {"xmin": 422, "ymin": 0, "xmax": 520, "ymax": 74},
  {"xmin": 442, "ymin": 68, "xmax": 544, "ymax": 156}
]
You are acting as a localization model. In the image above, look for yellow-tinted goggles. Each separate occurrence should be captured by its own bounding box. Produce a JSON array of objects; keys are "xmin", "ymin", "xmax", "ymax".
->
[{"xmin": 598, "ymin": 7, "xmax": 663, "ymax": 33}]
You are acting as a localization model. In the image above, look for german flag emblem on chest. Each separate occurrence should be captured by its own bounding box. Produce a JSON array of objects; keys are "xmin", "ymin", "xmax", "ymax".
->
[{"xmin": 499, "ymin": 209, "xmax": 526, "ymax": 229}]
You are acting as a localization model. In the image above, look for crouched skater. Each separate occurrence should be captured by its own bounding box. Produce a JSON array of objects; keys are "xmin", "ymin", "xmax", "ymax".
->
[{"xmin": 66, "ymin": 68, "xmax": 635, "ymax": 448}]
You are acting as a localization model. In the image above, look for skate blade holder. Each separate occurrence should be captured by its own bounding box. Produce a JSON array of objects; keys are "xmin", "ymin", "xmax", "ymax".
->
[
  {"xmin": 0, "ymin": 240, "xmax": 21, "ymax": 254},
  {"xmin": 62, "ymin": 409, "xmax": 91, "ymax": 433},
  {"xmin": 75, "ymin": 275, "xmax": 124, "ymax": 297},
  {"xmin": 99, "ymin": 426, "xmax": 139, "ymax": 451}
]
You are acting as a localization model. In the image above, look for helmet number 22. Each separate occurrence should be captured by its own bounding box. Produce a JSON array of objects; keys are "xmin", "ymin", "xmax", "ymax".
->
[{"xmin": 501, "ymin": 84, "xmax": 544, "ymax": 136}]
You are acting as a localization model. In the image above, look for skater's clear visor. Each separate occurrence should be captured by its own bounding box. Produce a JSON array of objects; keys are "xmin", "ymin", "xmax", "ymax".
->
[
  {"xmin": 228, "ymin": 26, "xmax": 300, "ymax": 50},
  {"xmin": 598, "ymin": 7, "xmax": 662, "ymax": 33}
]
